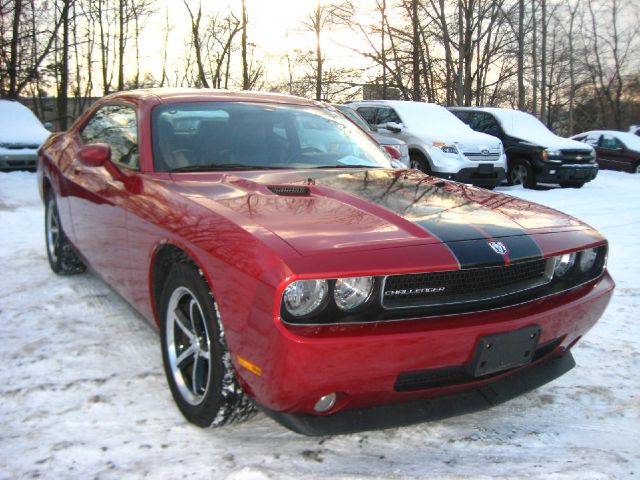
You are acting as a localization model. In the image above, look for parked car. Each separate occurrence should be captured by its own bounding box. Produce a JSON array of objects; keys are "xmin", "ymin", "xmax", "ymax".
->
[
  {"xmin": 449, "ymin": 107, "xmax": 598, "ymax": 188},
  {"xmin": 629, "ymin": 125, "xmax": 640, "ymax": 137},
  {"xmin": 333, "ymin": 104, "xmax": 410, "ymax": 167},
  {"xmin": 571, "ymin": 130, "xmax": 640, "ymax": 174},
  {"xmin": 39, "ymin": 89, "xmax": 614, "ymax": 435},
  {"xmin": 0, "ymin": 99, "xmax": 50, "ymax": 171},
  {"xmin": 348, "ymin": 100, "xmax": 507, "ymax": 188}
]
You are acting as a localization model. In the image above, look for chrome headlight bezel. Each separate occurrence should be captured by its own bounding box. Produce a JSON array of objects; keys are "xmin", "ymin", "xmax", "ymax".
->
[
  {"xmin": 282, "ymin": 279, "xmax": 329, "ymax": 318},
  {"xmin": 334, "ymin": 276, "xmax": 375, "ymax": 312}
]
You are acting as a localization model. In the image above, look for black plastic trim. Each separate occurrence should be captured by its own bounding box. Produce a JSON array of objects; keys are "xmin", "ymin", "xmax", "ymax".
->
[{"xmin": 259, "ymin": 352, "xmax": 576, "ymax": 436}]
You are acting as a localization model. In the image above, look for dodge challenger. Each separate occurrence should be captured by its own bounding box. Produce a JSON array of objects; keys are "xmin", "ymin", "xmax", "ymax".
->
[{"xmin": 38, "ymin": 89, "xmax": 614, "ymax": 435}]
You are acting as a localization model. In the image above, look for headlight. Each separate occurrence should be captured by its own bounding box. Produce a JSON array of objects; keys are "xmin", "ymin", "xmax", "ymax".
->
[
  {"xmin": 433, "ymin": 141, "xmax": 458, "ymax": 154},
  {"xmin": 554, "ymin": 252, "xmax": 576, "ymax": 277},
  {"xmin": 283, "ymin": 279, "xmax": 329, "ymax": 317},
  {"xmin": 334, "ymin": 276, "xmax": 374, "ymax": 311},
  {"xmin": 579, "ymin": 248, "xmax": 598, "ymax": 272},
  {"xmin": 542, "ymin": 148, "xmax": 562, "ymax": 160}
]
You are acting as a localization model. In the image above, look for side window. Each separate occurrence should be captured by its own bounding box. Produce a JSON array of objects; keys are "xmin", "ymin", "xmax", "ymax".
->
[
  {"xmin": 355, "ymin": 107, "xmax": 377, "ymax": 125},
  {"xmin": 452, "ymin": 110, "xmax": 471, "ymax": 124},
  {"xmin": 584, "ymin": 134, "xmax": 600, "ymax": 147},
  {"xmin": 376, "ymin": 107, "xmax": 402, "ymax": 125},
  {"xmin": 600, "ymin": 135, "xmax": 623, "ymax": 150},
  {"xmin": 80, "ymin": 104, "xmax": 139, "ymax": 169},
  {"xmin": 473, "ymin": 113, "xmax": 502, "ymax": 137}
]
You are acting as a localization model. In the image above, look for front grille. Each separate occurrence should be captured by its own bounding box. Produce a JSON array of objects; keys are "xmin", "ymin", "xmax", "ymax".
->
[
  {"xmin": 382, "ymin": 258, "xmax": 551, "ymax": 310},
  {"xmin": 560, "ymin": 150, "xmax": 594, "ymax": 164},
  {"xmin": 463, "ymin": 152, "xmax": 500, "ymax": 162}
]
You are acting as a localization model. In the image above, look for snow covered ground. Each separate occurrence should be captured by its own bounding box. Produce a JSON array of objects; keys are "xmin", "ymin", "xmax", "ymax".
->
[{"xmin": 0, "ymin": 170, "xmax": 638, "ymax": 479}]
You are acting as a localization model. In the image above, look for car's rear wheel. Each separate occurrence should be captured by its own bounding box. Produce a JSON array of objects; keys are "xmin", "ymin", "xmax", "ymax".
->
[
  {"xmin": 159, "ymin": 263, "xmax": 256, "ymax": 427},
  {"xmin": 508, "ymin": 159, "xmax": 536, "ymax": 188},
  {"xmin": 409, "ymin": 153, "xmax": 431, "ymax": 173},
  {"xmin": 45, "ymin": 190, "xmax": 86, "ymax": 275}
]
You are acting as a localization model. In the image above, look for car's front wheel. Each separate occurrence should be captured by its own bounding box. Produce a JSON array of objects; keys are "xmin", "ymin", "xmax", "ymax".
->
[
  {"xmin": 409, "ymin": 153, "xmax": 431, "ymax": 173},
  {"xmin": 508, "ymin": 159, "xmax": 536, "ymax": 188},
  {"xmin": 45, "ymin": 190, "xmax": 86, "ymax": 274},
  {"xmin": 159, "ymin": 263, "xmax": 256, "ymax": 427}
]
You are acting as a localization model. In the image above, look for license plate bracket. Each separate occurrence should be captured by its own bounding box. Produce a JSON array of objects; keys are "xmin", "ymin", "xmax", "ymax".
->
[{"xmin": 467, "ymin": 326, "xmax": 541, "ymax": 378}]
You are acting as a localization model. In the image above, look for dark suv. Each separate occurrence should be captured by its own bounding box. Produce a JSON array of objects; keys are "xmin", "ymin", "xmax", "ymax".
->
[{"xmin": 449, "ymin": 107, "xmax": 598, "ymax": 188}]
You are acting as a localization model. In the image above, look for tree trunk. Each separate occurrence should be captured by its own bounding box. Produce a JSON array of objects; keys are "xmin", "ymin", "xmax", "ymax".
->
[
  {"xmin": 242, "ymin": 0, "xmax": 249, "ymax": 90},
  {"xmin": 8, "ymin": 0, "xmax": 23, "ymax": 98},
  {"xmin": 118, "ymin": 0, "xmax": 125, "ymax": 91},
  {"xmin": 517, "ymin": 0, "xmax": 525, "ymax": 110},
  {"xmin": 315, "ymin": 1, "xmax": 323, "ymax": 101},
  {"xmin": 57, "ymin": 0, "xmax": 70, "ymax": 130},
  {"xmin": 411, "ymin": 0, "xmax": 421, "ymax": 101},
  {"xmin": 540, "ymin": 0, "xmax": 547, "ymax": 123}
]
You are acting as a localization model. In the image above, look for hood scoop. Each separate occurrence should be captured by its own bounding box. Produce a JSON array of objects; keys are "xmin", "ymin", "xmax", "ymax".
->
[{"xmin": 267, "ymin": 185, "xmax": 310, "ymax": 196}]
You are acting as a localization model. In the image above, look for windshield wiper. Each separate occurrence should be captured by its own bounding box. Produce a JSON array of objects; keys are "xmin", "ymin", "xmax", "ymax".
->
[{"xmin": 169, "ymin": 163, "xmax": 286, "ymax": 172}]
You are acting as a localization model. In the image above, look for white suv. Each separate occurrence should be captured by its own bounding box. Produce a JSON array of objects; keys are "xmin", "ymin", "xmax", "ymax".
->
[{"xmin": 349, "ymin": 100, "xmax": 507, "ymax": 187}]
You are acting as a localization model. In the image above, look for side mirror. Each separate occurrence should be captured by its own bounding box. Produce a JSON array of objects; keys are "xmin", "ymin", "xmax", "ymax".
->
[
  {"xmin": 43, "ymin": 121, "xmax": 53, "ymax": 131},
  {"xmin": 78, "ymin": 143, "xmax": 111, "ymax": 167},
  {"xmin": 384, "ymin": 122, "xmax": 403, "ymax": 133}
]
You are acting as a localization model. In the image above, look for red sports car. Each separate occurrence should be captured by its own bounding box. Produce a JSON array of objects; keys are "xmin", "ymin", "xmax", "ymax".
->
[{"xmin": 38, "ymin": 89, "xmax": 614, "ymax": 435}]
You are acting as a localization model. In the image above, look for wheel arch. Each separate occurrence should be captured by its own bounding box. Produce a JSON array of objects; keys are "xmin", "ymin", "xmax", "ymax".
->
[{"xmin": 149, "ymin": 241, "xmax": 213, "ymax": 328}]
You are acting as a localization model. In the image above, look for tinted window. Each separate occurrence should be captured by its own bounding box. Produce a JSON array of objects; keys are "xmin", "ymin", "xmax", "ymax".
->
[
  {"xmin": 471, "ymin": 113, "xmax": 502, "ymax": 137},
  {"xmin": 376, "ymin": 107, "xmax": 402, "ymax": 125},
  {"xmin": 152, "ymin": 102, "xmax": 393, "ymax": 172},
  {"xmin": 80, "ymin": 104, "xmax": 139, "ymax": 168},
  {"xmin": 600, "ymin": 135, "xmax": 624, "ymax": 150},
  {"xmin": 355, "ymin": 107, "xmax": 378, "ymax": 124},
  {"xmin": 451, "ymin": 110, "xmax": 471, "ymax": 123}
]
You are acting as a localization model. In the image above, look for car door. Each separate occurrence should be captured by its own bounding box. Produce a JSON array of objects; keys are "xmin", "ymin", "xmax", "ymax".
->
[
  {"xmin": 66, "ymin": 103, "xmax": 140, "ymax": 296},
  {"xmin": 597, "ymin": 134, "xmax": 627, "ymax": 171}
]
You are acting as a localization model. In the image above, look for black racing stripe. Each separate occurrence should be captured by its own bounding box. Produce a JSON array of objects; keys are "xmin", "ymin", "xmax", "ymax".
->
[
  {"xmin": 497, "ymin": 235, "xmax": 543, "ymax": 263},
  {"xmin": 415, "ymin": 219, "xmax": 486, "ymax": 243},
  {"xmin": 445, "ymin": 239, "xmax": 507, "ymax": 269}
]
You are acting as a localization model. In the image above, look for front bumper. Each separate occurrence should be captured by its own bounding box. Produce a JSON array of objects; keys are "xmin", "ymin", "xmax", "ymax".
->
[
  {"xmin": 238, "ymin": 272, "xmax": 613, "ymax": 432},
  {"xmin": 534, "ymin": 162, "xmax": 598, "ymax": 184},
  {"xmin": 260, "ymin": 351, "xmax": 575, "ymax": 435},
  {"xmin": 436, "ymin": 164, "xmax": 507, "ymax": 186}
]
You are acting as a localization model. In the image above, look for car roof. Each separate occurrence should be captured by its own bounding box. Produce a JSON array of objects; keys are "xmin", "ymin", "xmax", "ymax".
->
[{"xmin": 97, "ymin": 88, "xmax": 324, "ymax": 107}]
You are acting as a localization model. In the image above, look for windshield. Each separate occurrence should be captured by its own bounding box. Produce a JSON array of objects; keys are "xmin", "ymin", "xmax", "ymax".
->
[{"xmin": 152, "ymin": 102, "xmax": 392, "ymax": 172}]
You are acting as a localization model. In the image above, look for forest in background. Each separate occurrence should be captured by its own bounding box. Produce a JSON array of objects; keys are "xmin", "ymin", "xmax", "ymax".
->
[{"xmin": 1, "ymin": 0, "xmax": 639, "ymax": 134}]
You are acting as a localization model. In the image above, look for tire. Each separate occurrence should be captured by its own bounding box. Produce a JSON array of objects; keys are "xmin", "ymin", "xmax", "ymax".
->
[
  {"xmin": 409, "ymin": 153, "xmax": 431, "ymax": 174},
  {"xmin": 634, "ymin": 162, "xmax": 640, "ymax": 174},
  {"xmin": 560, "ymin": 182, "xmax": 585, "ymax": 189},
  {"xmin": 508, "ymin": 158, "xmax": 536, "ymax": 188},
  {"xmin": 159, "ymin": 263, "xmax": 256, "ymax": 427},
  {"xmin": 45, "ymin": 190, "xmax": 86, "ymax": 275}
]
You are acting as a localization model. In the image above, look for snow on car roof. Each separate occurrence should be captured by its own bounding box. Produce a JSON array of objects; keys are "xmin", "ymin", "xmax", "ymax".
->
[
  {"xmin": 0, "ymin": 100, "xmax": 50, "ymax": 145},
  {"xmin": 373, "ymin": 100, "xmax": 472, "ymax": 132},
  {"xmin": 578, "ymin": 130, "xmax": 640, "ymax": 151}
]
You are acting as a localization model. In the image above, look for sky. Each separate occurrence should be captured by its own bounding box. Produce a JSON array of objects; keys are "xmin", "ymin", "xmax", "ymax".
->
[{"xmin": 137, "ymin": 0, "xmax": 375, "ymax": 87}]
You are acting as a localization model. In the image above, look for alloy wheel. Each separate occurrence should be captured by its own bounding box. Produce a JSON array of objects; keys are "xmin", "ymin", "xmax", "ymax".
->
[
  {"xmin": 46, "ymin": 197, "xmax": 60, "ymax": 265},
  {"xmin": 510, "ymin": 164, "xmax": 528, "ymax": 185},
  {"xmin": 166, "ymin": 286, "xmax": 212, "ymax": 406}
]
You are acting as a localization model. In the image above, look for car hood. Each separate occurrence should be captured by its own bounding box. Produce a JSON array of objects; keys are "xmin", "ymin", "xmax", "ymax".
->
[
  {"xmin": 513, "ymin": 134, "xmax": 593, "ymax": 151},
  {"xmin": 172, "ymin": 169, "xmax": 586, "ymax": 261},
  {"xmin": 411, "ymin": 128, "xmax": 501, "ymax": 149}
]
